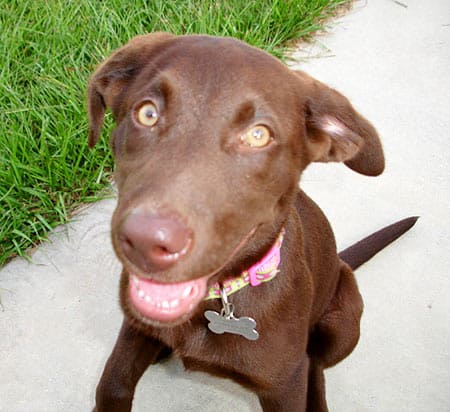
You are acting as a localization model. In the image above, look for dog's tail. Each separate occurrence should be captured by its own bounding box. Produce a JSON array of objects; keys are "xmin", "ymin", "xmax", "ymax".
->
[{"xmin": 338, "ymin": 216, "xmax": 419, "ymax": 270}]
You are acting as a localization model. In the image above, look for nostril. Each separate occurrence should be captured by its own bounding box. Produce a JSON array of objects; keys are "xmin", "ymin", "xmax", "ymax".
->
[
  {"xmin": 120, "ymin": 234, "xmax": 133, "ymax": 248},
  {"xmin": 118, "ymin": 212, "xmax": 193, "ymax": 272},
  {"xmin": 153, "ymin": 245, "xmax": 175, "ymax": 257},
  {"xmin": 155, "ymin": 246, "xmax": 168, "ymax": 254}
]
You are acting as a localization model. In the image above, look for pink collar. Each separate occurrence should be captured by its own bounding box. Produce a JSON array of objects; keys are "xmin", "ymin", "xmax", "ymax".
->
[{"xmin": 204, "ymin": 229, "xmax": 285, "ymax": 300}]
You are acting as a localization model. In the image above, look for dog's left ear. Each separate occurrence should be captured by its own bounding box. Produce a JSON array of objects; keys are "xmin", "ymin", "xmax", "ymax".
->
[{"xmin": 294, "ymin": 70, "xmax": 384, "ymax": 176}]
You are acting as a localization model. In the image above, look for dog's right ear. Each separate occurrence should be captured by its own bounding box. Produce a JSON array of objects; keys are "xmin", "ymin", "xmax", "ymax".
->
[{"xmin": 87, "ymin": 32, "xmax": 174, "ymax": 148}]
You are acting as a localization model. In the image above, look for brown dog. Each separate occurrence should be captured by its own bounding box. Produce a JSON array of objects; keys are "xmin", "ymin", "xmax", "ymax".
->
[{"xmin": 87, "ymin": 33, "xmax": 416, "ymax": 411}]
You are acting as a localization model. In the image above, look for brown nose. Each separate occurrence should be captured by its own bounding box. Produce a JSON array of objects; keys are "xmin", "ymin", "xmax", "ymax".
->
[{"xmin": 119, "ymin": 212, "xmax": 192, "ymax": 272}]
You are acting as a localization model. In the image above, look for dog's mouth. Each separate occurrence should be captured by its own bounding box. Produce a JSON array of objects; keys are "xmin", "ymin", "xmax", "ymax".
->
[
  {"xmin": 128, "ymin": 274, "xmax": 208, "ymax": 323},
  {"xmin": 125, "ymin": 226, "xmax": 258, "ymax": 324}
]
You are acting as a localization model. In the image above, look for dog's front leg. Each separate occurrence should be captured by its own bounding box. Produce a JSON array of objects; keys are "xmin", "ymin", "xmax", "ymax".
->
[
  {"xmin": 258, "ymin": 356, "xmax": 310, "ymax": 412},
  {"xmin": 94, "ymin": 317, "xmax": 168, "ymax": 412}
]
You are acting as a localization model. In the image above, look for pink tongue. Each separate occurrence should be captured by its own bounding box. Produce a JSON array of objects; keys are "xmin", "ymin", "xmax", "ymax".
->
[{"xmin": 129, "ymin": 275, "xmax": 208, "ymax": 322}]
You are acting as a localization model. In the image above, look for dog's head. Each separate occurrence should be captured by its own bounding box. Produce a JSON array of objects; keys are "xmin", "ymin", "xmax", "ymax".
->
[{"xmin": 87, "ymin": 33, "xmax": 384, "ymax": 326}]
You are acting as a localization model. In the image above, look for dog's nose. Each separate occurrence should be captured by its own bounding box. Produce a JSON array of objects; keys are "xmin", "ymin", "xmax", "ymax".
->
[{"xmin": 119, "ymin": 213, "xmax": 192, "ymax": 272}]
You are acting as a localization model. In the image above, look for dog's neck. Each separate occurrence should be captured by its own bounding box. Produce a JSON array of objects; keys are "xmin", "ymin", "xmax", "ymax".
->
[{"xmin": 204, "ymin": 229, "xmax": 285, "ymax": 300}]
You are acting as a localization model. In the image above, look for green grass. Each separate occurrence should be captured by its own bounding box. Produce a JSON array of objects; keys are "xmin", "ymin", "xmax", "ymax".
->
[{"xmin": 0, "ymin": 0, "xmax": 350, "ymax": 265}]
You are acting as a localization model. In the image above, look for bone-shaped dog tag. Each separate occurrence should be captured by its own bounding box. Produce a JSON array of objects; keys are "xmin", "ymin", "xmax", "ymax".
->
[
  {"xmin": 204, "ymin": 310, "xmax": 259, "ymax": 341},
  {"xmin": 204, "ymin": 287, "xmax": 259, "ymax": 341}
]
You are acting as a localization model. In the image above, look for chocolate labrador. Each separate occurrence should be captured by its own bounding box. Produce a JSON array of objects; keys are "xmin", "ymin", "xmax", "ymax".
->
[{"xmin": 87, "ymin": 33, "xmax": 417, "ymax": 411}]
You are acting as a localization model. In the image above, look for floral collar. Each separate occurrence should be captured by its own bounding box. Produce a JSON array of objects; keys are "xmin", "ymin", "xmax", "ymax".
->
[{"xmin": 204, "ymin": 229, "xmax": 285, "ymax": 300}]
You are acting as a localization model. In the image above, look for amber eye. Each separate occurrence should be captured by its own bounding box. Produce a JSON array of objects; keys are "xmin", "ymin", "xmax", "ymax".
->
[
  {"xmin": 135, "ymin": 102, "xmax": 159, "ymax": 127},
  {"xmin": 240, "ymin": 125, "xmax": 272, "ymax": 148}
]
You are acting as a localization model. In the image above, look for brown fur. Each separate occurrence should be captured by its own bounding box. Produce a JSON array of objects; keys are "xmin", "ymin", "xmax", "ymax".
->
[{"xmin": 88, "ymin": 33, "xmax": 387, "ymax": 411}]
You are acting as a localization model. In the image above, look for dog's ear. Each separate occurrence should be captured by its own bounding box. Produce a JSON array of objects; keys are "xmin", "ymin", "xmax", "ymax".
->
[
  {"xmin": 87, "ymin": 32, "xmax": 174, "ymax": 148},
  {"xmin": 294, "ymin": 70, "xmax": 384, "ymax": 176}
]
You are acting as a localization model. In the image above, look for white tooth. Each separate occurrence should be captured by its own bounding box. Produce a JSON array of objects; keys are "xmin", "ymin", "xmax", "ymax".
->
[
  {"xmin": 145, "ymin": 295, "xmax": 151, "ymax": 303},
  {"xmin": 170, "ymin": 299, "xmax": 180, "ymax": 308},
  {"xmin": 182, "ymin": 286, "xmax": 193, "ymax": 298},
  {"xmin": 132, "ymin": 276, "xmax": 139, "ymax": 286},
  {"xmin": 162, "ymin": 300, "xmax": 170, "ymax": 309},
  {"xmin": 138, "ymin": 290, "xmax": 145, "ymax": 299}
]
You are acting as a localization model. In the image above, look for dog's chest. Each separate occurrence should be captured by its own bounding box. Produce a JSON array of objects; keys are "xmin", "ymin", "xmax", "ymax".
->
[
  {"xmin": 159, "ymin": 319, "xmax": 257, "ymax": 365},
  {"xmin": 159, "ymin": 317, "xmax": 294, "ymax": 388},
  {"xmin": 178, "ymin": 331, "xmax": 269, "ymax": 385}
]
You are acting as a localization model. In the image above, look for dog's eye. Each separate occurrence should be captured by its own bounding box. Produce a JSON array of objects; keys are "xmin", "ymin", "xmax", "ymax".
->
[
  {"xmin": 135, "ymin": 102, "xmax": 159, "ymax": 127},
  {"xmin": 240, "ymin": 125, "xmax": 272, "ymax": 148}
]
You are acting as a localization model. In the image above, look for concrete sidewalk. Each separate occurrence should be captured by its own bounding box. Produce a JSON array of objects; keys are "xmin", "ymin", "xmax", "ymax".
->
[{"xmin": 1, "ymin": 1, "xmax": 449, "ymax": 411}]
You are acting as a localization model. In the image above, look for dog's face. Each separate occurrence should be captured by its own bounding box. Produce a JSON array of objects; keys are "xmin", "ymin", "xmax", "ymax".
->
[{"xmin": 87, "ymin": 33, "xmax": 384, "ymax": 327}]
